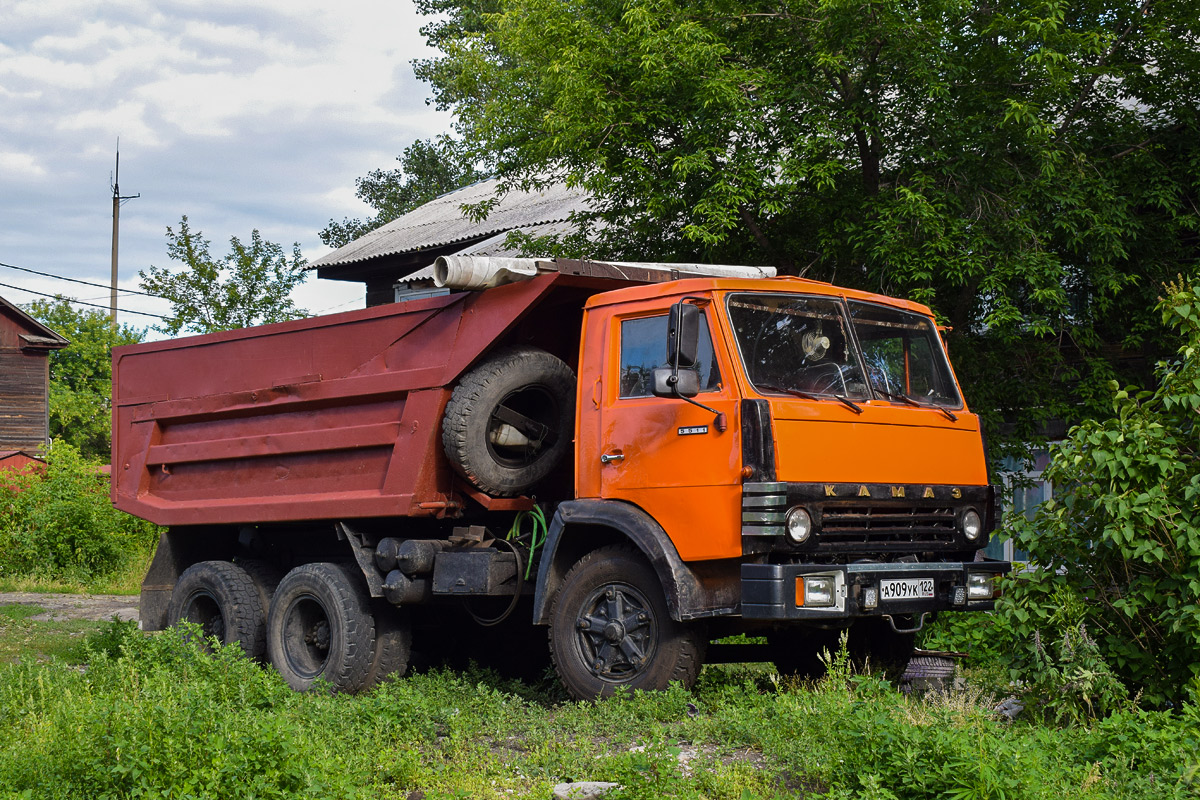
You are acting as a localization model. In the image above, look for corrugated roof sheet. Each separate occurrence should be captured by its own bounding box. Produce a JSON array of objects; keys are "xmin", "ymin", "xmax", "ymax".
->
[
  {"xmin": 394, "ymin": 221, "xmax": 583, "ymax": 285},
  {"xmin": 311, "ymin": 177, "xmax": 590, "ymax": 269}
]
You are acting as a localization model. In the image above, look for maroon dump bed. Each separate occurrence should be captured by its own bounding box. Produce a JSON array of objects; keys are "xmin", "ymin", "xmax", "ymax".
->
[{"xmin": 112, "ymin": 273, "xmax": 589, "ymax": 526}]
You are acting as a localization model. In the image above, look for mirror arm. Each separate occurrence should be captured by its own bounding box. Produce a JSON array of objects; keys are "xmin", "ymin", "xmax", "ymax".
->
[
  {"xmin": 666, "ymin": 375, "xmax": 728, "ymax": 433},
  {"xmin": 667, "ymin": 297, "xmax": 727, "ymax": 432}
]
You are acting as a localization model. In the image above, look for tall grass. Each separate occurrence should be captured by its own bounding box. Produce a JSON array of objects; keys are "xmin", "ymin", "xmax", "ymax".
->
[{"xmin": 0, "ymin": 622, "xmax": 1195, "ymax": 800}]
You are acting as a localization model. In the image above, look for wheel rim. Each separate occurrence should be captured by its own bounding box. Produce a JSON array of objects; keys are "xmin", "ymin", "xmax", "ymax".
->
[
  {"xmin": 279, "ymin": 594, "xmax": 332, "ymax": 680},
  {"xmin": 485, "ymin": 384, "xmax": 559, "ymax": 467},
  {"xmin": 181, "ymin": 592, "xmax": 226, "ymax": 641},
  {"xmin": 571, "ymin": 582, "xmax": 657, "ymax": 684}
]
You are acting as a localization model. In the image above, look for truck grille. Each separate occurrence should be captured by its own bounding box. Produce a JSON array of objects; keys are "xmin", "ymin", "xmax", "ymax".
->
[{"xmin": 819, "ymin": 504, "xmax": 957, "ymax": 545}]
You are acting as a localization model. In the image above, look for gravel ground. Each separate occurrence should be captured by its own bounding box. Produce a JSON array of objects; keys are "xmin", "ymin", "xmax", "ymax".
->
[{"xmin": 0, "ymin": 592, "xmax": 139, "ymax": 623}]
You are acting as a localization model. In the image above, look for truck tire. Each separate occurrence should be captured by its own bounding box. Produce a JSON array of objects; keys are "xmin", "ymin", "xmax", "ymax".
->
[
  {"xmin": 549, "ymin": 545, "xmax": 705, "ymax": 700},
  {"xmin": 442, "ymin": 346, "xmax": 575, "ymax": 496},
  {"xmin": 767, "ymin": 626, "xmax": 842, "ymax": 679},
  {"xmin": 234, "ymin": 557, "xmax": 284, "ymax": 609},
  {"xmin": 267, "ymin": 562, "xmax": 375, "ymax": 693},
  {"xmin": 167, "ymin": 560, "xmax": 267, "ymax": 658},
  {"xmin": 365, "ymin": 600, "xmax": 412, "ymax": 687}
]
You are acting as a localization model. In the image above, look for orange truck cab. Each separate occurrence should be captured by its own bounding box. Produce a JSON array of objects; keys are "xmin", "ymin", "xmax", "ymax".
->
[{"xmin": 114, "ymin": 258, "xmax": 1008, "ymax": 700}]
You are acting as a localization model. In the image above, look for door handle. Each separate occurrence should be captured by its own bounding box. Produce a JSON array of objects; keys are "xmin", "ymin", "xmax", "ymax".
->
[{"xmin": 600, "ymin": 452, "xmax": 625, "ymax": 464}]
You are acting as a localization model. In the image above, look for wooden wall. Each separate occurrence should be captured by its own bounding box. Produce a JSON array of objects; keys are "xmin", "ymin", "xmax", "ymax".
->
[{"xmin": 0, "ymin": 348, "xmax": 50, "ymax": 452}]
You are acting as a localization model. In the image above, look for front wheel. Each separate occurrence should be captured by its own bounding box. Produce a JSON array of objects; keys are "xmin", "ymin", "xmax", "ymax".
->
[
  {"xmin": 167, "ymin": 560, "xmax": 266, "ymax": 658},
  {"xmin": 267, "ymin": 563, "xmax": 375, "ymax": 693},
  {"xmin": 549, "ymin": 546, "xmax": 705, "ymax": 700}
]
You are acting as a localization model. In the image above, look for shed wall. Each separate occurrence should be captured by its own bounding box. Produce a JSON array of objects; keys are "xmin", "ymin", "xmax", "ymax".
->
[{"xmin": 0, "ymin": 349, "xmax": 50, "ymax": 452}]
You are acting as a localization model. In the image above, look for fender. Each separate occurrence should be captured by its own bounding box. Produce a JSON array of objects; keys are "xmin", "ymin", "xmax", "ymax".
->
[{"xmin": 532, "ymin": 499, "xmax": 740, "ymax": 624}]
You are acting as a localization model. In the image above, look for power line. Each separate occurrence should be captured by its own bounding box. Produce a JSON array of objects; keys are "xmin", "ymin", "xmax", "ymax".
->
[
  {"xmin": 0, "ymin": 259, "xmax": 162, "ymax": 298},
  {"xmin": 0, "ymin": 280, "xmax": 171, "ymax": 321}
]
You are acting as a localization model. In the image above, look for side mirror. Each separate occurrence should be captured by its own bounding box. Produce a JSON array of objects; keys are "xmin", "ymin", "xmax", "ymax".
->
[
  {"xmin": 667, "ymin": 302, "xmax": 700, "ymax": 368},
  {"xmin": 651, "ymin": 366, "xmax": 700, "ymax": 398}
]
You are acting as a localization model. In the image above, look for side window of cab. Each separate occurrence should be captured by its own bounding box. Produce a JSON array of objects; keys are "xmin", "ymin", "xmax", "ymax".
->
[{"xmin": 618, "ymin": 313, "xmax": 721, "ymax": 398}]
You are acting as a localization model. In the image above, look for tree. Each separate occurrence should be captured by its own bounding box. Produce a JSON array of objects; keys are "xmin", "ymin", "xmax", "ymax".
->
[
  {"xmin": 1000, "ymin": 280, "xmax": 1200, "ymax": 707},
  {"xmin": 415, "ymin": 0, "xmax": 1200, "ymax": 460},
  {"xmin": 139, "ymin": 217, "xmax": 309, "ymax": 336},
  {"xmin": 24, "ymin": 298, "xmax": 144, "ymax": 459},
  {"xmin": 319, "ymin": 135, "xmax": 486, "ymax": 249}
]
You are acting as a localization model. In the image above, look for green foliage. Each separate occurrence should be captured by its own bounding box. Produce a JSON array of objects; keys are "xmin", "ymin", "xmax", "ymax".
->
[
  {"xmin": 416, "ymin": 0, "xmax": 1200, "ymax": 462},
  {"xmin": 1023, "ymin": 620, "xmax": 1132, "ymax": 726},
  {"xmin": 918, "ymin": 611, "xmax": 1013, "ymax": 665},
  {"xmin": 0, "ymin": 623, "xmax": 1197, "ymax": 799},
  {"xmin": 0, "ymin": 443, "xmax": 160, "ymax": 582},
  {"xmin": 319, "ymin": 135, "xmax": 486, "ymax": 249},
  {"xmin": 139, "ymin": 216, "xmax": 308, "ymax": 336},
  {"xmin": 1000, "ymin": 281, "xmax": 1200, "ymax": 707},
  {"xmin": 23, "ymin": 298, "xmax": 144, "ymax": 459}
]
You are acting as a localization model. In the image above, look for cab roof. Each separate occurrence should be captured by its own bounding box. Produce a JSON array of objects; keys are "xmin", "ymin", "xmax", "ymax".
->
[{"xmin": 581, "ymin": 275, "xmax": 938, "ymax": 318}]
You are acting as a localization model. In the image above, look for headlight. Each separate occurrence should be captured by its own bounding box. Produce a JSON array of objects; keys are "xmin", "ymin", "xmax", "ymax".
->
[
  {"xmin": 967, "ymin": 572, "xmax": 993, "ymax": 600},
  {"xmin": 962, "ymin": 509, "xmax": 983, "ymax": 541},
  {"xmin": 796, "ymin": 575, "xmax": 836, "ymax": 607},
  {"xmin": 785, "ymin": 507, "xmax": 813, "ymax": 544}
]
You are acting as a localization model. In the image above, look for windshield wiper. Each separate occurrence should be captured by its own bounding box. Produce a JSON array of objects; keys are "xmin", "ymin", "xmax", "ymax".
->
[
  {"xmin": 874, "ymin": 388, "xmax": 958, "ymax": 422},
  {"xmin": 758, "ymin": 383, "xmax": 863, "ymax": 415},
  {"xmin": 874, "ymin": 388, "xmax": 920, "ymax": 407}
]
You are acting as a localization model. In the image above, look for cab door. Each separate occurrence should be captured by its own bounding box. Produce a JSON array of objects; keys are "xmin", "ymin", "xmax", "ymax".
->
[{"xmin": 583, "ymin": 300, "xmax": 742, "ymax": 561}]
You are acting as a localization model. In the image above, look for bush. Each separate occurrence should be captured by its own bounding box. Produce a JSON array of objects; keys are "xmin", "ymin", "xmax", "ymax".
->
[
  {"xmin": 998, "ymin": 279, "xmax": 1200, "ymax": 707},
  {"xmin": 0, "ymin": 443, "xmax": 160, "ymax": 582}
]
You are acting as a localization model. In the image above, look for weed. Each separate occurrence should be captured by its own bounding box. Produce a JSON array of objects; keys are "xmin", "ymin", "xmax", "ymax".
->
[
  {"xmin": 0, "ymin": 443, "xmax": 161, "ymax": 586},
  {"xmin": 0, "ymin": 620, "xmax": 1196, "ymax": 799}
]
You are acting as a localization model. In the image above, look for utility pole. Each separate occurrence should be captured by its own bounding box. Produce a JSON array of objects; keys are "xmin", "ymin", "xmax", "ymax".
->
[{"xmin": 110, "ymin": 141, "xmax": 140, "ymax": 329}]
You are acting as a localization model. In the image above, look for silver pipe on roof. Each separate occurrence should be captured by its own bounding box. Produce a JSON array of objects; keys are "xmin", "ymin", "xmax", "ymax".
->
[
  {"xmin": 433, "ymin": 256, "xmax": 553, "ymax": 290},
  {"xmin": 600, "ymin": 261, "xmax": 777, "ymax": 279},
  {"xmin": 433, "ymin": 255, "xmax": 778, "ymax": 291}
]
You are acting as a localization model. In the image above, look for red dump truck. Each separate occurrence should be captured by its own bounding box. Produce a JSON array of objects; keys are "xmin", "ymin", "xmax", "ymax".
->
[{"xmin": 113, "ymin": 257, "xmax": 1008, "ymax": 698}]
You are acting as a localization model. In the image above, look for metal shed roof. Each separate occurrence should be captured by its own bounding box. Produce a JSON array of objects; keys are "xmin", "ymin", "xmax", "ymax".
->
[{"xmin": 310, "ymin": 177, "xmax": 590, "ymax": 269}]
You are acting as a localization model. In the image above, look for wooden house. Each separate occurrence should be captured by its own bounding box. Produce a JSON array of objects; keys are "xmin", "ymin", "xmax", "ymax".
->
[{"xmin": 0, "ymin": 295, "xmax": 68, "ymax": 463}]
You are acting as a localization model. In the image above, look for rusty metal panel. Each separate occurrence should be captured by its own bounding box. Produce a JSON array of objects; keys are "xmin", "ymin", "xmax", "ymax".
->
[{"xmin": 112, "ymin": 274, "xmax": 566, "ymax": 526}]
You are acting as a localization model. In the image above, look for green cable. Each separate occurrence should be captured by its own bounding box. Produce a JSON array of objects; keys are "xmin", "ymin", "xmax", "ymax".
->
[{"xmin": 507, "ymin": 505, "xmax": 549, "ymax": 579}]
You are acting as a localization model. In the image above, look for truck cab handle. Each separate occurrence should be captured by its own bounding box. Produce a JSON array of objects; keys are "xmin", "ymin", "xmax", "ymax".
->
[{"xmin": 600, "ymin": 452, "xmax": 625, "ymax": 464}]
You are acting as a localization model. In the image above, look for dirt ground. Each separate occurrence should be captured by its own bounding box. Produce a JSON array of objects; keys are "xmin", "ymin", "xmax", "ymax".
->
[{"xmin": 0, "ymin": 592, "xmax": 139, "ymax": 623}]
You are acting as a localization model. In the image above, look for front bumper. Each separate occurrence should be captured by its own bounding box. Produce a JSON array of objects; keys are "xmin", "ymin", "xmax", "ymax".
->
[{"xmin": 741, "ymin": 560, "xmax": 1009, "ymax": 620}]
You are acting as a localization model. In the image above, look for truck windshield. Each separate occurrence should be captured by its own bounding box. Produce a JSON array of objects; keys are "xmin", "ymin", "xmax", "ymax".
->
[
  {"xmin": 727, "ymin": 294, "xmax": 869, "ymax": 399},
  {"xmin": 848, "ymin": 301, "xmax": 962, "ymax": 408}
]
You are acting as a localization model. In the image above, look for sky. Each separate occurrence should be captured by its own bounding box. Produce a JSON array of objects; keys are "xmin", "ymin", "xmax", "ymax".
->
[{"xmin": 0, "ymin": 0, "xmax": 451, "ymax": 332}]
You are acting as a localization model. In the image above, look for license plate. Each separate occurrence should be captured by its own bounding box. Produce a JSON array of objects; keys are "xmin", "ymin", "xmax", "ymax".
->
[{"xmin": 879, "ymin": 578, "xmax": 935, "ymax": 601}]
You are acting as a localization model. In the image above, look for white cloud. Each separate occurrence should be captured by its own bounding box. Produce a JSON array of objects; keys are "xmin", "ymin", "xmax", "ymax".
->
[
  {"xmin": 0, "ymin": 0, "xmax": 452, "ymax": 320},
  {"xmin": 0, "ymin": 151, "xmax": 46, "ymax": 178},
  {"xmin": 56, "ymin": 102, "xmax": 161, "ymax": 147}
]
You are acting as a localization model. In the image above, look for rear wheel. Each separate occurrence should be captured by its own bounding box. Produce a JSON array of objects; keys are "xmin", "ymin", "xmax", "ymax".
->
[
  {"xmin": 267, "ymin": 563, "xmax": 374, "ymax": 693},
  {"xmin": 167, "ymin": 560, "xmax": 266, "ymax": 658},
  {"xmin": 549, "ymin": 546, "xmax": 705, "ymax": 700},
  {"xmin": 365, "ymin": 600, "xmax": 412, "ymax": 688},
  {"xmin": 233, "ymin": 558, "xmax": 284, "ymax": 660}
]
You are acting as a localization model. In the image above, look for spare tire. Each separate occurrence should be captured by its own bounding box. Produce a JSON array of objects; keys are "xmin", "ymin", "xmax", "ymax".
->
[{"xmin": 442, "ymin": 346, "xmax": 575, "ymax": 496}]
